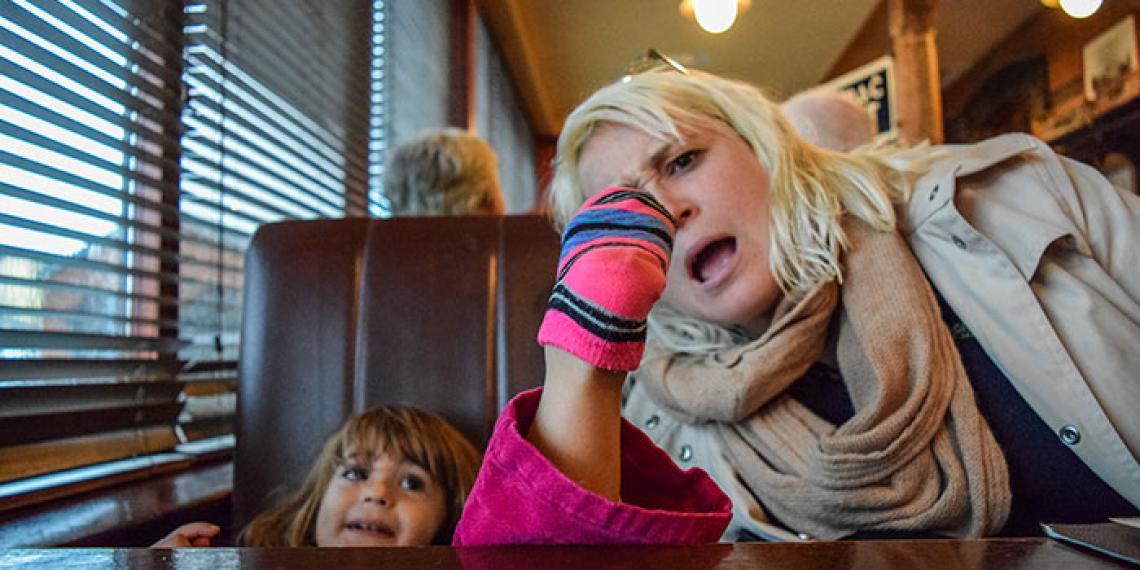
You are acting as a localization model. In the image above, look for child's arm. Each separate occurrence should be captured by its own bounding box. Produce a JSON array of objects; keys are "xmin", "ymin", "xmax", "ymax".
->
[
  {"xmin": 526, "ymin": 346, "xmax": 625, "ymax": 501},
  {"xmin": 526, "ymin": 188, "xmax": 675, "ymax": 501},
  {"xmin": 455, "ymin": 189, "xmax": 731, "ymax": 545},
  {"xmin": 151, "ymin": 522, "xmax": 220, "ymax": 548}
]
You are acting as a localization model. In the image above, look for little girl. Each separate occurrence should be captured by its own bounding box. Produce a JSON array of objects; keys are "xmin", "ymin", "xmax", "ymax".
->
[{"xmin": 154, "ymin": 405, "xmax": 481, "ymax": 547}]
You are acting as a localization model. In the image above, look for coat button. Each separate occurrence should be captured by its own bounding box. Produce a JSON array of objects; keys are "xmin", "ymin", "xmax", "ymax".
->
[
  {"xmin": 644, "ymin": 415, "xmax": 660, "ymax": 429},
  {"xmin": 1059, "ymin": 425, "xmax": 1081, "ymax": 446},
  {"xmin": 952, "ymin": 236, "xmax": 968, "ymax": 250},
  {"xmin": 928, "ymin": 184, "xmax": 939, "ymax": 201},
  {"xmin": 679, "ymin": 445, "xmax": 693, "ymax": 462}
]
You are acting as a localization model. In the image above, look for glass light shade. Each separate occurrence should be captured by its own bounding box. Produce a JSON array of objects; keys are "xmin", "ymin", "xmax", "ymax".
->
[
  {"xmin": 692, "ymin": 0, "xmax": 737, "ymax": 34},
  {"xmin": 1058, "ymin": 0, "xmax": 1102, "ymax": 18}
]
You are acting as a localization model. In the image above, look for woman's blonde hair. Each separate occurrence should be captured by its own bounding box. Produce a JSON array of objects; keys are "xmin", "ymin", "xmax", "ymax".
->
[
  {"xmin": 549, "ymin": 69, "xmax": 935, "ymax": 353},
  {"xmin": 385, "ymin": 128, "xmax": 505, "ymax": 216},
  {"xmin": 239, "ymin": 406, "xmax": 482, "ymax": 546}
]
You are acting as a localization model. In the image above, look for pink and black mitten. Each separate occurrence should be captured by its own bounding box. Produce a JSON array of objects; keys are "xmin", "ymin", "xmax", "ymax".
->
[{"xmin": 537, "ymin": 187, "xmax": 677, "ymax": 371}]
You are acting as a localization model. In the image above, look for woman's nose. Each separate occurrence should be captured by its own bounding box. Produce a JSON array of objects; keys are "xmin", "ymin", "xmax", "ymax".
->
[
  {"xmin": 653, "ymin": 191, "xmax": 697, "ymax": 226},
  {"xmin": 671, "ymin": 203, "xmax": 695, "ymax": 224}
]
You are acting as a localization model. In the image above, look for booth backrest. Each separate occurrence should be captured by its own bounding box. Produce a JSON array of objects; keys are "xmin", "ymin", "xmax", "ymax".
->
[{"xmin": 234, "ymin": 215, "xmax": 559, "ymax": 530}]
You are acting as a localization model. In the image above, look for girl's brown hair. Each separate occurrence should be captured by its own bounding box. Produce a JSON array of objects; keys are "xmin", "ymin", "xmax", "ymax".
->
[{"xmin": 238, "ymin": 406, "xmax": 482, "ymax": 546}]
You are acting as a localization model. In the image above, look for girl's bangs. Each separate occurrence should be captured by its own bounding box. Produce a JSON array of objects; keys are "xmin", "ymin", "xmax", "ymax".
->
[{"xmin": 338, "ymin": 413, "xmax": 443, "ymax": 477}]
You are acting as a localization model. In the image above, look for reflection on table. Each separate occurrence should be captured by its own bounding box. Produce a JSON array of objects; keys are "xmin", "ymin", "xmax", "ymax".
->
[{"xmin": 0, "ymin": 537, "xmax": 1124, "ymax": 569}]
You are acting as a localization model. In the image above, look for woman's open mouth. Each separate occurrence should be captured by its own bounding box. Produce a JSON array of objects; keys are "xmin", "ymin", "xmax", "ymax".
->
[{"xmin": 688, "ymin": 237, "xmax": 738, "ymax": 286}]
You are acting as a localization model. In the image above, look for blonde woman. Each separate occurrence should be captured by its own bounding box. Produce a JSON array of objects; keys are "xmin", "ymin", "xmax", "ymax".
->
[{"xmin": 456, "ymin": 66, "xmax": 1139, "ymax": 544}]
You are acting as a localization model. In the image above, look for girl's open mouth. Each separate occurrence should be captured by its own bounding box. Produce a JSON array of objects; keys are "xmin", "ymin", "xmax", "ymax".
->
[{"xmin": 346, "ymin": 520, "xmax": 395, "ymax": 538}]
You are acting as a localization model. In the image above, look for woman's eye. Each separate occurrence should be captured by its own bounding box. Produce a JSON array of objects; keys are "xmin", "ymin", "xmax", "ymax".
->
[
  {"xmin": 342, "ymin": 466, "xmax": 369, "ymax": 481},
  {"xmin": 665, "ymin": 150, "xmax": 698, "ymax": 176},
  {"xmin": 400, "ymin": 474, "xmax": 427, "ymax": 492}
]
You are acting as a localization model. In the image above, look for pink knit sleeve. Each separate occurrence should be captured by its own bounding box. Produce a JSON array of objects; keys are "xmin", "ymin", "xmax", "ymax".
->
[{"xmin": 453, "ymin": 388, "xmax": 732, "ymax": 545}]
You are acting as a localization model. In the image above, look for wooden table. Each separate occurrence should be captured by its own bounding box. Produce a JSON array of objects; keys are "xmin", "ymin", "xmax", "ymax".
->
[{"xmin": 1, "ymin": 538, "xmax": 1127, "ymax": 569}]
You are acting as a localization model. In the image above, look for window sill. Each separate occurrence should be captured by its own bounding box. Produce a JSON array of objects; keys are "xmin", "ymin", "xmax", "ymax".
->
[{"xmin": 0, "ymin": 459, "xmax": 232, "ymax": 547}]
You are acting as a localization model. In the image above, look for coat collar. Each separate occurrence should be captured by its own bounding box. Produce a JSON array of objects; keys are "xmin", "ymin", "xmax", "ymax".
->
[
  {"xmin": 901, "ymin": 134, "xmax": 1083, "ymax": 281},
  {"xmin": 903, "ymin": 133, "xmax": 1042, "ymax": 234}
]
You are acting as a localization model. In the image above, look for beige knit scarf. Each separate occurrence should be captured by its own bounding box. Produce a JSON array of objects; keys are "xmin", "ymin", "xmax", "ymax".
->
[{"xmin": 637, "ymin": 218, "xmax": 1010, "ymax": 540}]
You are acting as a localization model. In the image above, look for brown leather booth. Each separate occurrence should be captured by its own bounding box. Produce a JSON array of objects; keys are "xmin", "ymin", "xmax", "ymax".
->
[{"xmin": 234, "ymin": 215, "xmax": 560, "ymax": 530}]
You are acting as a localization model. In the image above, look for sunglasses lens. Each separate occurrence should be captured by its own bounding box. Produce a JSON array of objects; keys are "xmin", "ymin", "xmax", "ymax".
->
[{"xmin": 621, "ymin": 49, "xmax": 688, "ymax": 79}]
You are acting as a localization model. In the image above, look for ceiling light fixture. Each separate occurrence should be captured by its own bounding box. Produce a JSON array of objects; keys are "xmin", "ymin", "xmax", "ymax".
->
[
  {"xmin": 1041, "ymin": 0, "xmax": 1102, "ymax": 18},
  {"xmin": 679, "ymin": 0, "xmax": 751, "ymax": 34}
]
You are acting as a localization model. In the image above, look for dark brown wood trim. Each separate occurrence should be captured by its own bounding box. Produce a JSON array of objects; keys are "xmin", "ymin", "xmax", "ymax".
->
[{"xmin": 450, "ymin": 0, "xmax": 477, "ymax": 130}]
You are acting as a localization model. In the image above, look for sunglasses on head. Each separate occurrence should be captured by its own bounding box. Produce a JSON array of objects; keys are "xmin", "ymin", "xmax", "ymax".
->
[{"xmin": 621, "ymin": 48, "xmax": 688, "ymax": 81}]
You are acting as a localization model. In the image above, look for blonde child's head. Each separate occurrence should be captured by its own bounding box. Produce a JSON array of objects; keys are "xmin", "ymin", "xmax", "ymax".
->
[
  {"xmin": 240, "ymin": 406, "xmax": 481, "ymax": 547},
  {"xmin": 384, "ymin": 128, "xmax": 505, "ymax": 216}
]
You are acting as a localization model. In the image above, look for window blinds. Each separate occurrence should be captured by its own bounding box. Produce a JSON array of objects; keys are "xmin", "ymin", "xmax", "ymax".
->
[{"xmin": 0, "ymin": 0, "xmax": 381, "ymax": 510}]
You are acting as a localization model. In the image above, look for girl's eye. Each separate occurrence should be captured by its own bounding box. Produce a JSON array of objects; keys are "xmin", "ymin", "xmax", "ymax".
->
[
  {"xmin": 400, "ymin": 474, "xmax": 427, "ymax": 492},
  {"xmin": 665, "ymin": 150, "xmax": 699, "ymax": 176},
  {"xmin": 342, "ymin": 466, "xmax": 369, "ymax": 481}
]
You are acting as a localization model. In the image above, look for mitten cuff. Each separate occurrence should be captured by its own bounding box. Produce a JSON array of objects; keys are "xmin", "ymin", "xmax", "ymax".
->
[{"xmin": 537, "ymin": 309, "xmax": 646, "ymax": 372}]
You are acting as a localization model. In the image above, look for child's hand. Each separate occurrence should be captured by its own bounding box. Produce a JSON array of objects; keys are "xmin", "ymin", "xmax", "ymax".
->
[
  {"xmin": 151, "ymin": 522, "xmax": 220, "ymax": 548},
  {"xmin": 537, "ymin": 187, "xmax": 676, "ymax": 371}
]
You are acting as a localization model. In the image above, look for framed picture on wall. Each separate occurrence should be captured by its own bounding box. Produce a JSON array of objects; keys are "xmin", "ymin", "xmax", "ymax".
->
[{"xmin": 1083, "ymin": 15, "xmax": 1139, "ymax": 101}]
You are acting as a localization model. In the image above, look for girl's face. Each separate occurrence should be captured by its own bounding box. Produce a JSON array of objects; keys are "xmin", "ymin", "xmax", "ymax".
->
[
  {"xmin": 314, "ymin": 447, "xmax": 447, "ymax": 547},
  {"xmin": 576, "ymin": 121, "xmax": 780, "ymax": 331}
]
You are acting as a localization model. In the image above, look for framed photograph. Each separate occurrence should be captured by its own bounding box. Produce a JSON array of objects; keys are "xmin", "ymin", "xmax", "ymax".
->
[{"xmin": 1083, "ymin": 15, "xmax": 1138, "ymax": 101}]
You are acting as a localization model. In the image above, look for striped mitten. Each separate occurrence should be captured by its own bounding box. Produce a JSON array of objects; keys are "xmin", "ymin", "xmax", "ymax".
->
[{"xmin": 537, "ymin": 187, "xmax": 676, "ymax": 371}]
